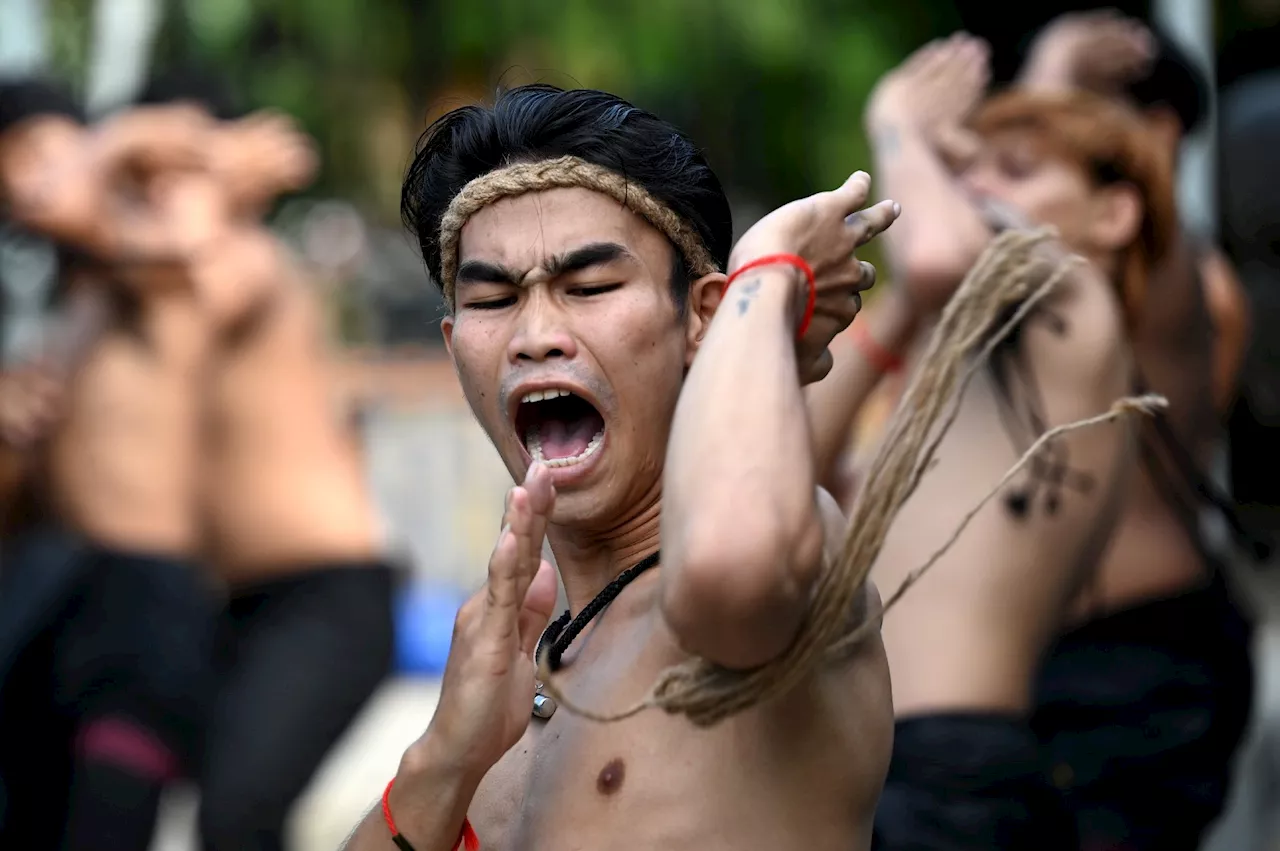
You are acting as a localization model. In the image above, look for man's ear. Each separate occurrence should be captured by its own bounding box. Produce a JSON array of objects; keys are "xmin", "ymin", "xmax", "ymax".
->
[
  {"xmin": 1089, "ymin": 183, "xmax": 1144, "ymax": 253},
  {"xmin": 684, "ymin": 272, "xmax": 728, "ymax": 367},
  {"xmin": 440, "ymin": 314, "xmax": 455, "ymax": 362}
]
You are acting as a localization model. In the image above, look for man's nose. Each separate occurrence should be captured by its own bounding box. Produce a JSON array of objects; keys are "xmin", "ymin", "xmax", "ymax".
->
[{"xmin": 507, "ymin": 292, "xmax": 579, "ymax": 364}]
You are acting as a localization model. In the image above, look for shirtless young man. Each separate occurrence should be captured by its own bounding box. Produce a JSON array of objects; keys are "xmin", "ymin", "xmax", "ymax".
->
[
  {"xmin": 194, "ymin": 214, "xmax": 397, "ymax": 851},
  {"xmin": 342, "ymin": 83, "xmax": 896, "ymax": 851},
  {"xmin": 0, "ymin": 78, "xmax": 332, "ymax": 849},
  {"xmin": 857, "ymin": 37, "xmax": 1171, "ymax": 849},
  {"xmin": 0, "ymin": 86, "xmax": 224, "ymax": 851},
  {"xmin": 1021, "ymin": 10, "xmax": 1251, "ymax": 416},
  {"xmin": 104, "ymin": 70, "xmax": 392, "ymax": 851},
  {"xmin": 1017, "ymin": 14, "xmax": 1257, "ymax": 848},
  {"xmin": 128, "ymin": 79, "xmax": 399, "ymax": 851},
  {"xmin": 0, "ymin": 80, "xmax": 205, "ymax": 512}
]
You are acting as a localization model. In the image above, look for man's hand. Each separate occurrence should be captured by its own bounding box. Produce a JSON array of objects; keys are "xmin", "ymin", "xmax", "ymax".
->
[
  {"xmin": 422, "ymin": 462, "xmax": 560, "ymax": 779},
  {"xmin": 866, "ymin": 34, "xmax": 991, "ymax": 142},
  {"xmin": 0, "ymin": 362, "xmax": 64, "ymax": 449},
  {"xmin": 344, "ymin": 470, "xmax": 556, "ymax": 849},
  {"xmin": 211, "ymin": 110, "xmax": 319, "ymax": 216},
  {"xmin": 730, "ymin": 172, "xmax": 900, "ymax": 383},
  {"xmin": 1020, "ymin": 10, "xmax": 1155, "ymax": 93}
]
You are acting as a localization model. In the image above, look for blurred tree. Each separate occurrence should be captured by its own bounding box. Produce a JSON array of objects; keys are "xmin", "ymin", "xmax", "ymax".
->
[
  {"xmin": 45, "ymin": 0, "xmax": 94, "ymax": 93},
  {"xmin": 134, "ymin": 0, "xmax": 960, "ymax": 222}
]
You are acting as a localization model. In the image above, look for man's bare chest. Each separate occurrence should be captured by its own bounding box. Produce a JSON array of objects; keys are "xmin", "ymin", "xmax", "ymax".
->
[
  {"xmin": 470, "ymin": 716, "xmax": 806, "ymax": 851},
  {"xmin": 466, "ymin": 662, "xmax": 878, "ymax": 851}
]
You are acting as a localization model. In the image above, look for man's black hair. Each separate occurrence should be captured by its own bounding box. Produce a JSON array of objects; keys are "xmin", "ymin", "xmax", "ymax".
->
[
  {"xmin": 1124, "ymin": 28, "xmax": 1210, "ymax": 136},
  {"xmin": 136, "ymin": 67, "xmax": 244, "ymax": 121},
  {"xmin": 401, "ymin": 85, "xmax": 733, "ymax": 311},
  {"xmin": 0, "ymin": 77, "xmax": 83, "ymax": 136}
]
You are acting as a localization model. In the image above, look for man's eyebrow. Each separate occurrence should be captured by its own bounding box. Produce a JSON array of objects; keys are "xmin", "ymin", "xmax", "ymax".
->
[
  {"xmin": 454, "ymin": 242, "xmax": 635, "ymax": 290},
  {"xmin": 455, "ymin": 259, "xmax": 522, "ymax": 287},
  {"xmin": 545, "ymin": 242, "xmax": 636, "ymax": 278}
]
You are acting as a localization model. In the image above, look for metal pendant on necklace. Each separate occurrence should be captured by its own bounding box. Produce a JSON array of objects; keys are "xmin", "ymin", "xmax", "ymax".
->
[
  {"xmin": 529, "ymin": 551, "xmax": 660, "ymax": 723},
  {"xmin": 532, "ymin": 681, "xmax": 557, "ymax": 719}
]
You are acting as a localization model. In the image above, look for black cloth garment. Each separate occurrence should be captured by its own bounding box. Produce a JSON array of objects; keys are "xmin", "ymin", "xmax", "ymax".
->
[
  {"xmin": 1032, "ymin": 572, "xmax": 1254, "ymax": 851},
  {"xmin": 0, "ymin": 536, "xmax": 214, "ymax": 850},
  {"xmin": 198, "ymin": 562, "xmax": 396, "ymax": 851},
  {"xmin": 873, "ymin": 713, "xmax": 1078, "ymax": 851}
]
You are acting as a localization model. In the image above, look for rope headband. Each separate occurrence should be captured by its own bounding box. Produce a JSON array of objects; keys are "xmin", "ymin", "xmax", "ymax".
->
[{"xmin": 437, "ymin": 155, "xmax": 720, "ymax": 307}]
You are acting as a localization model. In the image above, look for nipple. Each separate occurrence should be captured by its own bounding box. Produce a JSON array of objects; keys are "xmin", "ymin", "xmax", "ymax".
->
[{"xmin": 596, "ymin": 758, "xmax": 625, "ymax": 795}]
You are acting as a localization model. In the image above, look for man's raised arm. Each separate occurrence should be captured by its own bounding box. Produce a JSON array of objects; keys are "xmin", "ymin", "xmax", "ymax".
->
[
  {"xmin": 660, "ymin": 172, "xmax": 899, "ymax": 670},
  {"xmin": 865, "ymin": 35, "xmax": 994, "ymax": 299}
]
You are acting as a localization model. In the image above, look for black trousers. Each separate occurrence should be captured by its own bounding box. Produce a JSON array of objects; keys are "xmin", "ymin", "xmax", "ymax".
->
[
  {"xmin": 0, "ymin": 532, "xmax": 214, "ymax": 851},
  {"xmin": 198, "ymin": 563, "xmax": 395, "ymax": 851},
  {"xmin": 1032, "ymin": 573, "xmax": 1255, "ymax": 851},
  {"xmin": 873, "ymin": 713, "xmax": 1078, "ymax": 851}
]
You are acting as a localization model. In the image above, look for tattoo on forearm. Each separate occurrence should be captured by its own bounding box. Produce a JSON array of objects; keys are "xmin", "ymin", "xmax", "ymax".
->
[{"xmin": 735, "ymin": 277, "xmax": 762, "ymax": 316}]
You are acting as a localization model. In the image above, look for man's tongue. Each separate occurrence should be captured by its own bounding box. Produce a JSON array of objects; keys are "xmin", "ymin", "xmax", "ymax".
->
[{"xmin": 537, "ymin": 416, "xmax": 596, "ymax": 460}]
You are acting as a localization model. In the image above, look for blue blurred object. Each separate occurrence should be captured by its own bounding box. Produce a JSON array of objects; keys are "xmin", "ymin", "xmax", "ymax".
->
[{"xmin": 394, "ymin": 582, "xmax": 465, "ymax": 677}]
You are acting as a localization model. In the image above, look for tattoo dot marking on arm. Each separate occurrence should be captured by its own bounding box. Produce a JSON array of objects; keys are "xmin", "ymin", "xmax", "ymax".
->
[{"xmin": 736, "ymin": 277, "xmax": 762, "ymax": 316}]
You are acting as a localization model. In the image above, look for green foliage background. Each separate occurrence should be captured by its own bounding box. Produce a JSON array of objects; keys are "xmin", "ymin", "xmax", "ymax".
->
[{"xmin": 88, "ymin": 0, "xmax": 962, "ymax": 218}]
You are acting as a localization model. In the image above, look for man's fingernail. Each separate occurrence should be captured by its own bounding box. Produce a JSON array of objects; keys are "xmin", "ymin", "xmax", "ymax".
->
[{"xmin": 892, "ymin": 201, "xmax": 902, "ymax": 217}]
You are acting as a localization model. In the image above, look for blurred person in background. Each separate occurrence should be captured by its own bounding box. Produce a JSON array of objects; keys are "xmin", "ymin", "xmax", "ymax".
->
[
  {"xmin": 0, "ymin": 79, "xmax": 85, "ymax": 517},
  {"xmin": 860, "ymin": 35, "xmax": 1169, "ymax": 849},
  {"xmin": 342, "ymin": 83, "xmax": 896, "ymax": 851},
  {"xmin": 1017, "ymin": 12, "xmax": 1258, "ymax": 848},
  {"xmin": 134, "ymin": 71, "xmax": 399, "ymax": 851},
  {"xmin": 1020, "ymin": 9, "xmax": 1251, "ymax": 418},
  {"xmin": 0, "ymin": 80, "xmax": 220, "ymax": 851},
  {"xmin": 0, "ymin": 70, "xmax": 386, "ymax": 851}
]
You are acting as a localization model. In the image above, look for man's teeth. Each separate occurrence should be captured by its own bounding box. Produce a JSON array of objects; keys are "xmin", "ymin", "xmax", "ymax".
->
[
  {"xmin": 526, "ymin": 426, "xmax": 605, "ymax": 469},
  {"xmin": 521, "ymin": 388, "xmax": 571, "ymax": 403}
]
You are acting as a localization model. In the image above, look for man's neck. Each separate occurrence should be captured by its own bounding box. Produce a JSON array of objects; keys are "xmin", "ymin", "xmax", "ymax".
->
[{"xmin": 546, "ymin": 485, "xmax": 663, "ymax": 615}]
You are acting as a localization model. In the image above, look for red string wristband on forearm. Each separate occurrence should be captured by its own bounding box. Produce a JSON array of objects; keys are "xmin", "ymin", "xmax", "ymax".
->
[
  {"xmin": 383, "ymin": 778, "xmax": 480, "ymax": 851},
  {"xmin": 723, "ymin": 253, "xmax": 817, "ymax": 339},
  {"xmin": 850, "ymin": 320, "xmax": 903, "ymax": 374}
]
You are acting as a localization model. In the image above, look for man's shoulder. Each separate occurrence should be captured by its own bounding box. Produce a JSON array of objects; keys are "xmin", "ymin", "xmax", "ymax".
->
[{"xmin": 1024, "ymin": 259, "xmax": 1131, "ymax": 396}]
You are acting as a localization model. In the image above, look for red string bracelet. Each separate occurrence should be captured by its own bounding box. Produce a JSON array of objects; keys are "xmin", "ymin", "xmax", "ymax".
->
[
  {"xmin": 850, "ymin": 320, "xmax": 904, "ymax": 374},
  {"xmin": 723, "ymin": 253, "xmax": 817, "ymax": 340},
  {"xmin": 383, "ymin": 778, "xmax": 480, "ymax": 851}
]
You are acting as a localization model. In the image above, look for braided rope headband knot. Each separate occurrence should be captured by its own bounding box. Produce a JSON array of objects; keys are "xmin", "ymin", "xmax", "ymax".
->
[{"xmin": 437, "ymin": 155, "xmax": 721, "ymax": 306}]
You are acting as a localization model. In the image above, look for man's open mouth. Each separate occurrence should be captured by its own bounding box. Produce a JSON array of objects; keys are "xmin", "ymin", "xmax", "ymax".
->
[{"xmin": 514, "ymin": 388, "xmax": 606, "ymax": 469}]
